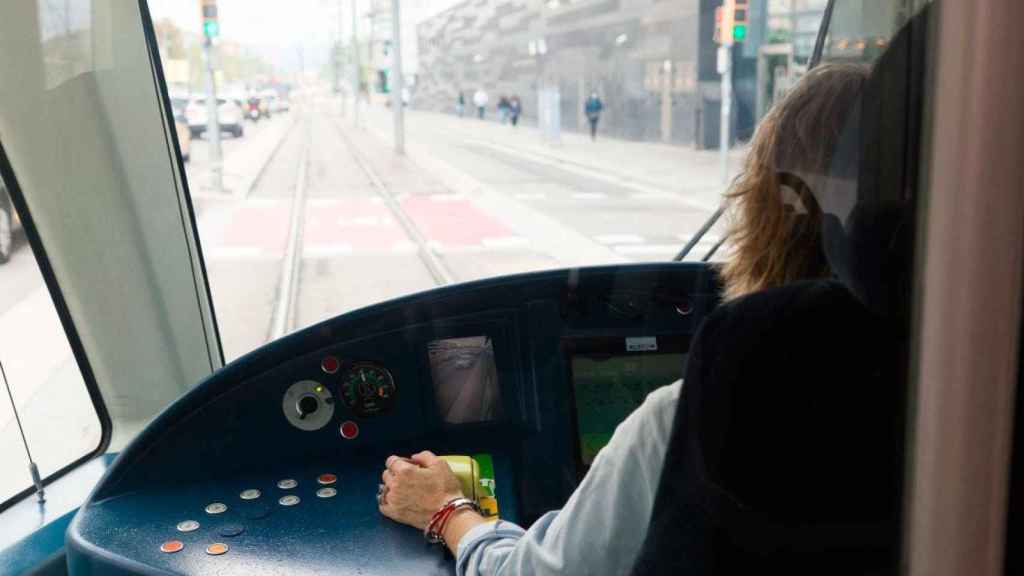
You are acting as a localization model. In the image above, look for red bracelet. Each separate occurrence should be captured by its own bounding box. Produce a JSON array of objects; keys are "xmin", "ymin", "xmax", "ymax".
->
[{"xmin": 424, "ymin": 497, "xmax": 482, "ymax": 545}]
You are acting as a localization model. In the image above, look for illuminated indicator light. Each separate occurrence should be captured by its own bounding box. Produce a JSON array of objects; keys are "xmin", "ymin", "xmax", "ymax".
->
[
  {"xmin": 733, "ymin": 24, "xmax": 747, "ymax": 41},
  {"xmin": 160, "ymin": 540, "xmax": 185, "ymax": 554},
  {"xmin": 315, "ymin": 385, "xmax": 324, "ymax": 393},
  {"xmin": 318, "ymin": 473, "xmax": 337, "ymax": 485},
  {"xmin": 340, "ymin": 420, "xmax": 359, "ymax": 440},
  {"xmin": 321, "ymin": 356, "xmax": 340, "ymax": 374},
  {"xmin": 206, "ymin": 542, "xmax": 229, "ymax": 556}
]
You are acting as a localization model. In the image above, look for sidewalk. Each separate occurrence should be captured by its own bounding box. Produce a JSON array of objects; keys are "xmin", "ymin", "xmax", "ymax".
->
[
  {"xmin": 362, "ymin": 103, "xmax": 746, "ymax": 211},
  {"xmin": 188, "ymin": 116, "xmax": 294, "ymax": 200}
]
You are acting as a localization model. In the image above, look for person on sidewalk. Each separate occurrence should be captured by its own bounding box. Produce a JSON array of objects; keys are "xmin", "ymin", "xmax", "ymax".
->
[
  {"xmin": 497, "ymin": 96, "xmax": 511, "ymax": 124},
  {"xmin": 509, "ymin": 96, "xmax": 522, "ymax": 127},
  {"xmin": 473, "ymin": 89, "xmax": 489, "ymax": 120},
  {"xmin": 456, "ymin": 92, "xmax": 466, "ymax": 118},
  {"xmin": 584, "ymin": 91, "xmax": 603, "ymax": 141}
]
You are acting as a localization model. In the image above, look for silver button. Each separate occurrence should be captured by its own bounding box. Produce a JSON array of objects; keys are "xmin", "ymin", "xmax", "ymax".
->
[
  {"xmin": 239, "ymin": 488, "xmax": 261, "ymax": 500},
  {"xmin": 205, "ymin": 502, "xmax": 228, "ymax": 515},
  {"xmin": 277, "ymin": 478, "xmax": 298, "ymax": 490},
  {"xmin": 316, "ymin": 487, "xmax": 337, "ymax": 498},
  {"xmin": 176, "ymin": 520, "xmax": 200, "ymax": 532},
  {"xmin": 278, "ymin": 494, "xmax": 300, "ymax": 506}
]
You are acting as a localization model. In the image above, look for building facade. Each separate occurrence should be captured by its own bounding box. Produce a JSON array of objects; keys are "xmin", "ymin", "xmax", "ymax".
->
[
  {"xmin": 416, "ymin": 0, "xmax": 707, "ymax": 144},
  {"xmin": 413, "ymin": 0, "xmax": 836, "ymax": 146}
]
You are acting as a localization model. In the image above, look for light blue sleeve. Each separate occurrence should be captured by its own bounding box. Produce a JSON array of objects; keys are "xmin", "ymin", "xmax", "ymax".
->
[{"xmin": 455, "ymin": 381, "xmax": 683, "ymax": 576}]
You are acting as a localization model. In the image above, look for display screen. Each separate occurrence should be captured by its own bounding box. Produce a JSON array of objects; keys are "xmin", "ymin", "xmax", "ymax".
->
[
  {"xmin": 428, "ymin": 336, "xmax": 503, "ymax": 424},
  {"xmin": 571, "ymin": 353, "xmax": 686, "ymax": 465}
]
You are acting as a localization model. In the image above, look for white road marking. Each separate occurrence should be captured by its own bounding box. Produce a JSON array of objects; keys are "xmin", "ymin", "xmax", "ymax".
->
[
  {"xmin": 303, "ymin": 244, "xmax": 354, "ymax": 258},
  {"xmin": 613, "ymin": 244, "xmax": 692, "ymax": 255},
  {"xmin": 594, "ymin": 234, "xmax": 645, "ymax": 245},
  {"xmin": 481, "ymin": 236, "xmax": 529, "ymax": 248}
]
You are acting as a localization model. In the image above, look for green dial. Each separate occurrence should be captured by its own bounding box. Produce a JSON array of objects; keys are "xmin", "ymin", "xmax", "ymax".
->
[{"xmin": 339, "ymin": 363, "xmax": 396, "ymax": 417}]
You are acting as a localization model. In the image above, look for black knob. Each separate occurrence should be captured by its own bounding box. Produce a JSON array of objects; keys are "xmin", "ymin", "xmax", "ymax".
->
[{"xmin": 297, "ymin": 395, "xmax": 319, "ymax": 419}]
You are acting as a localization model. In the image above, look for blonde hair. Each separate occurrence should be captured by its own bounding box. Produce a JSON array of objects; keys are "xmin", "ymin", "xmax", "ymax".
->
[{"xmin": 720, "ymin": 63, "xmax": 869, "ymax": 300}]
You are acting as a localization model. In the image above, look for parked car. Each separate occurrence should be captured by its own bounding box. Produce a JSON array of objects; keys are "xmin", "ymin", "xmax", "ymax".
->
[
  {"xmin": 0, "ymin": 182, "xmax": 22, "ymax": 264},
  {"xmin": 185, "ymin": 97, "xmax": 245, "ymax": 138}
]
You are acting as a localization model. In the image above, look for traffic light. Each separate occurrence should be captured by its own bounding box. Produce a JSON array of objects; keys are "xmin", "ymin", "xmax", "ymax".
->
[
  {"xmin": 732, "ymin": 2, "xmax": 749, "ymax": 42},
  {"xmin": 715, "ymin": 0, "xmax": 749, "ymax": 45},
  {"xmin": 201, "ymin": 0, "xmax": 219, "ymax": 39}
]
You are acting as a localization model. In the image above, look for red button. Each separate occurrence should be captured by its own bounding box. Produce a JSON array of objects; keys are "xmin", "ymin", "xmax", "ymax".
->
[
  {"xmin": 321, "ymin": 356, "xmax": 340, "ymax": 374},
  {"xmin": 318, "ymin": 473, "xmax": 337, "ymax": 485},
  {"xmin": 340, "ymin": 420, "xmax": 359, "ymax": 440},
  {"xmin": 160, "ymin": 540, "xmax": 184, "ymax": 554}
]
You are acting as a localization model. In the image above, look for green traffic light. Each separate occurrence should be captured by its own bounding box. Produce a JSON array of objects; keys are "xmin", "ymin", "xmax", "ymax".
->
[
  {"xmin": 203, "ymin": 20, "xmax": 219, "ymax": 39},
  {"xmin": 733, "ymin": 24, "xmax": 747, "ymax": 41}
]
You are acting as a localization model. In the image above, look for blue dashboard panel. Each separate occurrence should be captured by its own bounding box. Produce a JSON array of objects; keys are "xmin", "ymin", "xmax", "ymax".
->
[{"xmin": 66, "ymin": 263, "xmax": 719, "ymax": 575}]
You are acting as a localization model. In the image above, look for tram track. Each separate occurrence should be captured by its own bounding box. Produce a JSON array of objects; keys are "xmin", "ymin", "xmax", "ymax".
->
[
  {"xmin": 329, "ymin": 116, "xmax": 456, "ymax": 287},
  {"xmin": 267, "ymin": 110, "xmax": 456, "ymax": 338}
]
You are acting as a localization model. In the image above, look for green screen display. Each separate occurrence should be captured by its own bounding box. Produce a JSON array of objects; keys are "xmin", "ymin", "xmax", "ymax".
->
[{"xmin": 571, "ymin": 353, "xmax": 685, "ymax": 465}]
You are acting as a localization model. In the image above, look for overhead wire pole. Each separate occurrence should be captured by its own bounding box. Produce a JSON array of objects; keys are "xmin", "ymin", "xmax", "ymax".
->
[
  {"xmin": 390, "ymin": 0, "xmax": 405, "ymax": 154},
  {"xmin": 351, "ymin": 0, "xmax": 360, "ymax": 127}
]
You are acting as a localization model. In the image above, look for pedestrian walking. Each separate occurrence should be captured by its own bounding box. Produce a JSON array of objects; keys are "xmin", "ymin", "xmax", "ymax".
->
[
  {"xmin": 473, "ymin": 88, "xmax": 489, "ymax": 120},
  {"xmin": 456, "ymin": 92, "xmax": 465, "ymax": 117},
  {"xmin": 497, "ymin": 96, "xmax": 511, "ymax": 124},
  {"xmin": 509, "ymin": 95, "xmax": 522, "ymax": 127},
  {"xmin": 585, "ymin": 91, "xmax": 604, "ymax": 141}
]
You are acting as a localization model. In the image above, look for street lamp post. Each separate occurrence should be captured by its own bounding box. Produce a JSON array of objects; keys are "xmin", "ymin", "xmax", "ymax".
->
[
  {"xmin": 351, "ymin": 0, "xmax": 360, "ymax": 126},
  {"xmin": 390, "ymin": 0, "xmax": 405, "ymax": 154}
]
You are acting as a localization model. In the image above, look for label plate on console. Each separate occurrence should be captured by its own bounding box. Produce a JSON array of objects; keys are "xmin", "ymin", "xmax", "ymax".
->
[{"xmin": 625, "ymin": 336, "xmax": 658, "ymax": 352}]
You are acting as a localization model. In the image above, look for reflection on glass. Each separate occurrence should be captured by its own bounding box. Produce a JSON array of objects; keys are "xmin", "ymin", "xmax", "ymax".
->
[
  {"xmin": 428, "ymin": 336, "xmax": 502, "ymax": 424},
  {"xmin": 0, "ymin": 178, "xmax": 101, "ymax": 506}
]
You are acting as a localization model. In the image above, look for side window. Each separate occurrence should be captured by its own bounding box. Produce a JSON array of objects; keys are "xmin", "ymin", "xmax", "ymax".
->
[{"xmin": 0, "ymin": 164, "xmax": 105, "ymax": 509}]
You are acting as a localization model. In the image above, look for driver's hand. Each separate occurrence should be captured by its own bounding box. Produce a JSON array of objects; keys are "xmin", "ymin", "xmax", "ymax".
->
[{"xmin": 379, "ymin": 451, "xmax": 464, "ymax": 530}]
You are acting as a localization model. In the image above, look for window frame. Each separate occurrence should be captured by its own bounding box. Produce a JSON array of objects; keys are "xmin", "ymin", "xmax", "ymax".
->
[{"xmin": 0, "ymin": 144, "xmax": 112, "ymax": 514}]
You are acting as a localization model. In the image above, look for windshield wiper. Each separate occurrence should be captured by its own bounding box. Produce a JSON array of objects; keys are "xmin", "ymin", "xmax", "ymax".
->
[{"xmin": 674, "ymin": 206, "xmax": 725, "ymax": 261}]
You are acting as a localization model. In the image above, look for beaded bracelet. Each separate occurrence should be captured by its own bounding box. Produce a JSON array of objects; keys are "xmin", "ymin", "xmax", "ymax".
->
[{"xmin": 424, "ymin": 497, "xmax": 482, "ymax": 545}]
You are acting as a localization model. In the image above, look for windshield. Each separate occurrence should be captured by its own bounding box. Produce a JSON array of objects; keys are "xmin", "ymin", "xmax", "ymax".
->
[{"xmin": 148, "ymin": 0, "xmax": 830, "ymax": 360}]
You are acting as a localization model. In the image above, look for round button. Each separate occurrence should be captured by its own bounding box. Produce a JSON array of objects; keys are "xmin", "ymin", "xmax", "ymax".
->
[
  {"xmin": 242, "ymin": 503, "xmax": 272, "ymax": 520},
  {"xmin": 316, "ymin": 487, "xmax": 337, "ymax": 498},
  {"xmin": 205, "ymin": 502, "xmax": 228, "ymax": 515},
  {"xmin": 239, "ymin": 488, "xmax": 261, "ymax": 500},
  {"xmin": 340, "ymin": 420, "xmax": 359, "ymax": 440},
  {"xmin": 206, "ymin": 543, "xmax": 229, "ymax": 556},
  {"xmin": 160, "ymin": 540, "xmax": 184, "ymax": 554},
  {"xmin": 321, "ymin": 356, "xmax": 340, "ymax": 374},
  {"xmin": 317, "ymin": 473, "xmax": 337, "ymax": 485},
  {"xmin": 279, "ymin": 495, "xmax": 300, "ymax": 506},
  {"xmin": 176, "ymin": 520, "xmax": 200, "ymax": 532},
  {"xmin": 219, "ymin": 524, "xmax": 245, "ymax": 538},
  {"xmin": 277, "ymin": 478, "xmax": 297, "ymax": 490}
]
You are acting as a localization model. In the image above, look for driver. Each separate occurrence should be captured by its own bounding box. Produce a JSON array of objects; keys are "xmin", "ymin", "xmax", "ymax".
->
[{"xmin": 377, "ymin": 63, "xmax": 870, "ymax": 576}]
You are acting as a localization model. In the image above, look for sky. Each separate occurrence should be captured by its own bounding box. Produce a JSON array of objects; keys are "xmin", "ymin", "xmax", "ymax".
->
[{"xmin": 148, "ymin": 0, "xmax": 464, "ymax": 74}]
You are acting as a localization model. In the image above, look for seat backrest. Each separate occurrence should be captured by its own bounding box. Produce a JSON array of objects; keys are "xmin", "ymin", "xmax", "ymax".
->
[{"xmin": 631, "ymin": 4, "xmax": 932, "ymax": 574}]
